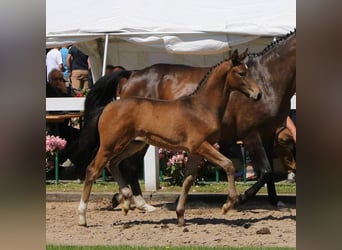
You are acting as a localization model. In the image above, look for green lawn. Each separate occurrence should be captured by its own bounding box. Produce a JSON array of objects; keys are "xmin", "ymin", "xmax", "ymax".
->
[
  {"xmin": 46, "ymin": 180, "xmax": 296, "ymax": 195},
  {"xmin": 46, "ymin": 245, "xmax": 295, "ymax": 250}
]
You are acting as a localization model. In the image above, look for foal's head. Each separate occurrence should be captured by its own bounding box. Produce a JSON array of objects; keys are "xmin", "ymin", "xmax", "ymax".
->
[{"xmin": 226, "ymin": 49, "xmax": 262, "ymax": 101}]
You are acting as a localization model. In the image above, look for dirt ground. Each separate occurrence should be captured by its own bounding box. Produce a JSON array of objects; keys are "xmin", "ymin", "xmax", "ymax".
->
[{"xmin": 46, "ymin": 193, "xmax": 296, "ymax": 248}]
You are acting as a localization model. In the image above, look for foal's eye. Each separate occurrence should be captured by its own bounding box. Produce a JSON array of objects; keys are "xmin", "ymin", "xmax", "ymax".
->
[{"xmin": 238, "ymin": 72, "xmax": 246, "ymax": 77}]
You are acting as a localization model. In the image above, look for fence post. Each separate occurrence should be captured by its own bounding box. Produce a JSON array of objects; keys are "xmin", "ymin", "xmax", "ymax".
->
[
  {"xmin": 237, "ymin": 141, "xmax": 247, "ymax": 183},
  {"xmin": 54, "ymin": 151, "xmax": 59, "ymax": 184}
]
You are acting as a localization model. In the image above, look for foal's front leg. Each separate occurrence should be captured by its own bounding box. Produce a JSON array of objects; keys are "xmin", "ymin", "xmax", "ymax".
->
[
  {"xmin": 78, "ymin": 153, "xmax": 108, "ymax": 226},
  {"xmin": 196, "ymin": 141, "xmax": 238, "ymax": 214}
]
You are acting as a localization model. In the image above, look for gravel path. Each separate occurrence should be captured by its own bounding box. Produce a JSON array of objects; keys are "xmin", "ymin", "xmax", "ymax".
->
[{"xmin": 46, "ymin": 192, "xmax": 296, "ymax": 247}]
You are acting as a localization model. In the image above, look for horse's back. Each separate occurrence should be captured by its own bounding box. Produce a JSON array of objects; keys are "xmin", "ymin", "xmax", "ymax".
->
[{"xmin": 121, "ymin": 63, "xmax": 209, "ymax": 100}]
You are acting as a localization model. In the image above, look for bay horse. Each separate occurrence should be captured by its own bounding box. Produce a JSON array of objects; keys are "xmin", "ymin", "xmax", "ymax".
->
[
  {"xmin": 75, "ymin": 30, "xmax": 295, "ymax": 225},
  {"xmin": 77, "ymin": 50, "xmax": 262, "ymax": 226}
]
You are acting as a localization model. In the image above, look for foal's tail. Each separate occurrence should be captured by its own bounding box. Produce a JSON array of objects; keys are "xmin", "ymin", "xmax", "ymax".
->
[{"xmin": 71, "ymin": 70, "xmax": 132, "ymax": 179}]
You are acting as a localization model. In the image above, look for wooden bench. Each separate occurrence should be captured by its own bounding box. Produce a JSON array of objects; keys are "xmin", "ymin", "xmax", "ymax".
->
[{"xmin": 46, "ymin": 97, "xmax": 85, "ymax": 183}]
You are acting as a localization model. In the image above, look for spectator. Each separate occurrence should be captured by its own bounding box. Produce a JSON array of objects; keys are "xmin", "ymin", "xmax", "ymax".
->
[
  {"xmin": 46, "ymin": 69, "xmax": 80, "ymax": 171},
  {"xmin": 105, "ymin": 64, "xmax": 114, "ymax": 75},
  {"xmin": 105, "ymin": 64, "xmax": 126, "ymax": 75},
  {"xmin": 113, "ymin": 65, "xmax": 126, "ymax": 72},
  {"xmin": 46, "ymin": 47, "xmax": 63, "ymax": 81},
  {"xmin": 46, "ymin": 69, "xmax": 69, "ymax": 97},
  {"xmin": 60, "ymin": 46, "xmax": 70, "ymax": 85},
  {"xmin": 274, "ymin": 115, "xmax": 296, "ymax": 182},
  {"xmin": 236, "ymin": 113, "xmax": 296, "ymax": 183},
  {"xmin": 67, "ymin": 45, "xmax": 91, "ymax": 92}
]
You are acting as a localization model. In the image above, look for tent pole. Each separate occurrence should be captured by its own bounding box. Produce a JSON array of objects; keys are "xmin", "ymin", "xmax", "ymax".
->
[
  {"xmin": 101, "ymin": 33, "xmax": 109, "ymax": 181},
  {"xmin": 101, "ymin": 33, "xmax": 109, "ymax": 77}
]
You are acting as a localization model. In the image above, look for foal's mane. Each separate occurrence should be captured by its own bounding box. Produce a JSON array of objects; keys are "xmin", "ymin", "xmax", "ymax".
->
[
  {"xmin": 188, "ymin": 59, "xmax": 230, "ymax": 97},
  {"xmin": 249, "ymin": 28, "xmax": 296, "ymax": 58}
]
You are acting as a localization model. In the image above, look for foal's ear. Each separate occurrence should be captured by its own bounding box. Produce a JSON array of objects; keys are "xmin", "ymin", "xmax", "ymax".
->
[
  {"xmin": 239, "ymin": 48, "xmax": 248, "ymax": 61},
  {"xmin": 231, "ymin": 49, "xmax": 240, "ymax": 65},
  {"xmin": 231, "ymin": 49, "xmax": 239, "ymax": 60}
]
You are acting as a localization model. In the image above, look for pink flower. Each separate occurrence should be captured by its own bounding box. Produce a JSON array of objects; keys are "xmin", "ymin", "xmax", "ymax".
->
[{"xmin": 46, "ymin": 135, "xmax": 67, "ymax": 153}]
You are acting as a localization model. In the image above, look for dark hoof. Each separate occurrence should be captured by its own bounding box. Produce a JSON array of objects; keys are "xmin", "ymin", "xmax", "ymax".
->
[{"xmin": 238, "ymin": 194, "xmax": 247, "ymax": 205}]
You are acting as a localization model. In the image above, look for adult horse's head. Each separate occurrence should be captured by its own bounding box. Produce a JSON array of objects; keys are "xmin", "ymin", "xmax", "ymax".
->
[{"xmin": 227, "ymin": 49, "xmax": 262, "ymax": 101}]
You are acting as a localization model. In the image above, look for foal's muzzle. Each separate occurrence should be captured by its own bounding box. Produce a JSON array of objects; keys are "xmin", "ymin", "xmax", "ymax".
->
[{"xmin": 250, "ymin": 91, "xmax": 262, "ymax": 101}]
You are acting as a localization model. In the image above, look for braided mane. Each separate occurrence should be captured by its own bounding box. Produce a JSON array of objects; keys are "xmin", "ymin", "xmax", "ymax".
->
[{"xmin": 249, "ymin": 28, "xmax": 296, "ymax": 57}]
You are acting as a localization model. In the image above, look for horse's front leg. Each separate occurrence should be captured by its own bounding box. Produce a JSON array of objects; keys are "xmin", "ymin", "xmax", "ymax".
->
[
  {"xmin": 176, "ymin": 154, "xmax": 201, "ymax": 226},
  {"xmin": 239, "ymin": 131, "xmax": 278, "ymax": 206},
  {"xmin": 78, "ymin": 150, "xmax": 108, "ymax": 226}
]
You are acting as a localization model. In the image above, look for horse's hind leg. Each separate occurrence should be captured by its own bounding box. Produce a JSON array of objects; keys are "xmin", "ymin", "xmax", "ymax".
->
[
  {"xmin": 78, "ymin": 148, "xmax": 109, "ymax": 226},
  {"xmin": 195, "ymin": 141, "xmax": 238, "ymax": 214}
]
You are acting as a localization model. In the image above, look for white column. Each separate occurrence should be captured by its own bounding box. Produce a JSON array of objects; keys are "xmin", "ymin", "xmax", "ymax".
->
[
  {"xmin": 144, "ymin": 146, "xmax": 160, "ymax": 191},
  {"xmin": 291, "ymin": 94, "xmax": 296, "ymax": 109}
]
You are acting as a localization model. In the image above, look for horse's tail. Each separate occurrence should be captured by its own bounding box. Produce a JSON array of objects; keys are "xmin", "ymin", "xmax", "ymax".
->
[
  {"xmin": 83, "ymin": 70, "xmax": 132, "ymax": 122},
  {"xmin": 71, "ymin": 70, "xmax": 132, "ymax": 179},
  {"xmin": 70, "ymin": 106, "xmax": 105, "ymax": 179}
]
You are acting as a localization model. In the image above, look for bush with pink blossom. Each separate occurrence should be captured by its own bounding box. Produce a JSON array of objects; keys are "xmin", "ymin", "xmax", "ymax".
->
[
  {"xmin": 46, "ymin": 134, "xmax": 67, "ymax": 172},
  {"xmin": 159, "ymin": 143, "xmax": 220, "ymax": 185}
]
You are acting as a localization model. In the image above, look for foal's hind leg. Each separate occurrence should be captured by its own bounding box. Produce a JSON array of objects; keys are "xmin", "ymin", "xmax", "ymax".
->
[
  {"xmin": 176, "ymin": 154, "xmax": 202, "ymax": 226},
  {"xmin": 195, "ymin": 141, "xmax": 238, "ymax": 214},
  {"xmin": 107, "ymin": 141, "xmax": 148, "ymax": 214},
  {"xmin": 78, "ymin": 148, "xmax": 109, "ymax": 226}
]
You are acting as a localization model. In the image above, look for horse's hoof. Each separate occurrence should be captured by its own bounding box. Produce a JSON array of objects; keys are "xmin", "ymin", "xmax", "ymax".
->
[
  {"xmin": 238, "ymin": 194, "xmax": 246, "ymax": 205},
  {"xmin": 137, "ymin": 203, "xmax": 157, "ymax": 212},
  {"xmin": 276, "ymin": 201, "xmax": 290, "ymax": 211}
]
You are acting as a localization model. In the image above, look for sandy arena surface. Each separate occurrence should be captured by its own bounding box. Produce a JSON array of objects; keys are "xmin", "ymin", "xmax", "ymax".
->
[{"xmin": 46, "ymin": 192, "xmax": 296, "ymax": 247}]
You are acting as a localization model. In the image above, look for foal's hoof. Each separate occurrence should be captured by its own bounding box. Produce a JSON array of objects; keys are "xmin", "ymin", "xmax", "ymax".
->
[
  {"xmin": 121, "ymin": 202, "xmax": 131, "ymax": 215},
  {"xmin": 177, "ymin": 217, "xmax": 185, "ymax": 227},
  {"xmin": 122, "ymin": 208, "xmax": 129, "ymax": 215},
  {"xmin": 78, "ymin": 215, "xmax": 87, "ymax": 227},
  {"xmin": 221, "ymin": 202, "xmax": 233, "ymax": 214},
  {"xmin": 111, "ymin": 193, "xmax": 121, "ymax": 208}
]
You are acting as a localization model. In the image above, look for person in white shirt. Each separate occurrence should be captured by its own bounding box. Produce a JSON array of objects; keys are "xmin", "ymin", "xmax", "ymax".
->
[{"xmin": 46, "ymin": 47, "xmax": 63, "ymax": 81}]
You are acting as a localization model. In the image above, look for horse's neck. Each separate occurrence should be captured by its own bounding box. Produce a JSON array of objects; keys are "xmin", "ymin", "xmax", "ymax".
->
[{"xmin": 251, "ymin": 37, "xmax": 296, "ymax": 112}]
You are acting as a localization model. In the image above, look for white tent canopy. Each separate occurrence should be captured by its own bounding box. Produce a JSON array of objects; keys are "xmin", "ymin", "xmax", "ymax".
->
[{"xmin": 47, "ymin": 0, "xmax": 296, "ymax": 81}]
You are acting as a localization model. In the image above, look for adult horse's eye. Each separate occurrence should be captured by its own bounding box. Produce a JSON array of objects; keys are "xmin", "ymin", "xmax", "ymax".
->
[{"xmin": 238, "ymin": 72, "xmax": 246, "ymax": 77}]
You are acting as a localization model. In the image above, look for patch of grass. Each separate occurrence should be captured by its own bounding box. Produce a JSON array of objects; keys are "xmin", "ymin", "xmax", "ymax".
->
[
  {"xmin": 46, "ymin": 180, "xmax": 296, "ymax": 195},
  {"xmin": 46, "ymin": 245, "xmax": 295, "ymax": 250}
]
